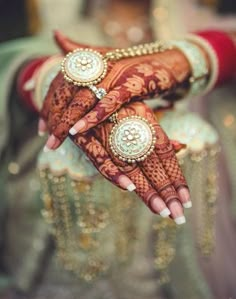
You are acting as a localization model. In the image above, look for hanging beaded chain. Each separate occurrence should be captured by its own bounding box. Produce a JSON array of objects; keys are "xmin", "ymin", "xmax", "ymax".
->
[
  {"xmin": 183, "ymin": 144, "xmax": 220, "ymax": 256},
  {"xmin": 153, "ymin": 218, "xmax": 178, "ymax": 285},
  {"xmin": 39, "ymin": 169, "xmax": 139, "ymax": 281}
]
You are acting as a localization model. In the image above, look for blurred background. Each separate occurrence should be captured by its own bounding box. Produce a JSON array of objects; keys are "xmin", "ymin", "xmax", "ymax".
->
[{"xmin": 0, "ymin": 0, "xmax": 236, "ymax": 42}]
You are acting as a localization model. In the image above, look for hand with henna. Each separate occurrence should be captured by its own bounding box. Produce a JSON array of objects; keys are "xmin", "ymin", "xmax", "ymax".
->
[
  {"xmin": 39, "ymin": 31, "xmax": 191, "ymax": 148},
  {"xmin": 70, "ymin": 101, "xmax": 190, "ymax": 224},
  {"xmin": 39, "ymin": 32, "xmax": 191, "ymax": 223}
]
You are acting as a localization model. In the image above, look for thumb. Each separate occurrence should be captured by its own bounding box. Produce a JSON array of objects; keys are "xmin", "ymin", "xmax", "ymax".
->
[
  {"xmin": 170, "ymin": 140, "xmax": 186, "ymax": 153},
  {"xmin": 54, "ymin": 30, "xmax": 112, "ymax": 54},
  {"xmin": 54, "ymin": 30, "xmax": 80, "ymax": 53}
]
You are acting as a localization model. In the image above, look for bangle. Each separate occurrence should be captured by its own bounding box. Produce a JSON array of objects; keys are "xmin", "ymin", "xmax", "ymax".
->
[
  {"xmin": 170, "ymin": 40, "xmax": 209, "ymax": 98},
  {"xmin": 17, "ymin": 57, "xmax": 48, "ymax": 112},
  {"xmin": 196, "ymin": 30, "xmax": 236, "ymax": 86},
  {"xmin": 186, "ymin": 34, "xmax": 219, "ymax": 94}
]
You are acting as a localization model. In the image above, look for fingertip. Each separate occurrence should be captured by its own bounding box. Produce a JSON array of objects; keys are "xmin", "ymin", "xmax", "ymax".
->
[
  {"xmin": 127, "ymin": 183, "xmax": 136, "ymax": 192},
  {"xmin": 178, "ymin": 187, "xmax": 192, "ymax": 208},
  {"xmin": 38, "ymin": 131, "xmax": 46, "ymax": 137},
  {"xmin": 69, "ymin": 127, "xmax": 77, "ymax": 136},
  {"xmin": 44, "ymin": 134, "xmax": 61, "ymax": 151},
  {"xmin": 167, "ymin": 199, "xmax": 184, "ymax": 220},
  {"xmin": 183, "ymin": 201, "xmax": 192, "ymax": 209},
  {"xmin": 69, "ymin": 120, "xmax": 86, "ymax": 135},
  {"xmin": 38, "ymin": 118, "xmax": 47, "ymax": 137},
  {"xmin": 149, "ymin": 196, "xmax": 169, "ymax": 217},
  {"xmin": 118, "ymin": 175, "xmax": 136, "ymax": 191},
  {"xmin": 160, "ymin": 208, "xmax": 171, "ymax": 218},
  {"xmin": 43, "ymin": 145, "xmax": 51, "ymax": 153},
  {"xmin": 174, "ymin": 216, "xmax": 186, "ymax": 225}
]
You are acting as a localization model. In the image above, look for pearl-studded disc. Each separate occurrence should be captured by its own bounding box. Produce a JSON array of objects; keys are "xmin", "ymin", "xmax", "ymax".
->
[
  {"xmin": 61, "ymin": 49, "xmax": 108, "ymax": 86},
  {"xmin": 109, "ymin": 116, "xmax": 156, "ymax": 163}
]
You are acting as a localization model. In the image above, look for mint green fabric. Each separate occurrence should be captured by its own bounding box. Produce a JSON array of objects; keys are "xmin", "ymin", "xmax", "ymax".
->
[{"xmin": 0, "ymin": 36, "xmax": 56, "ymax": 294}]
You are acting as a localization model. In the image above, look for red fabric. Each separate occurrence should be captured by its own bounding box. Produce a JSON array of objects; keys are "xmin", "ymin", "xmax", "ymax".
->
[
  {"xmin": 196, "ymin": 30, "xmax": 236, "ymax": 86},
  {"xmin": 17, "ymin": 57, "xmax": 48, "ymax": 112}
]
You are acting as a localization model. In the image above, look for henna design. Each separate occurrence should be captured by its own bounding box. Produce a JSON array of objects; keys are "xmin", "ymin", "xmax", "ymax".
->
[
  {"xmin": 73, "ymin": 133, "xmax": 130, "ymax": 190},
  {"xmin": 40, "ymin": 72, "xmax": 63, "ymax": 121},
  {"xmin": 139, "ymin": 151, "xmax": 180, "ymax": 204},
  {"xmin": 158, "ymin": 146, "xmax": 188, "ymax": 190},
  {"xmin": 40, "ymin": 32, "xmax": 190, "ymax": 147},
  {"xmin": 48, "ymin": 77, "xmax": 77, "ymax": 131},
  {"xmin": 40, "ymin": 33, "xmax": 190, "ymax": 216},
  {"xmin": 82, "ymin": 101, "xmax": 188, "ymax": 215},
  {"xmin": 126, "ymin": 102, "xmax": 188, "ymax": 191},
  {"xmin": 53, "ymin": 89, "xmax": 97, "ymax": 141}
]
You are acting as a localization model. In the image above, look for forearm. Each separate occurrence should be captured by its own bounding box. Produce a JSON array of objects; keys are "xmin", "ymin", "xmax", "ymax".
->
[{"xmin": 18, "ymin": 29, "xmax": 236, "ymax": 115}]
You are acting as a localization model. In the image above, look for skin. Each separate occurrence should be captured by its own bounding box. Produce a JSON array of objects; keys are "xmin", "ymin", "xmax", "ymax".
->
[{"xmin": 39, "ymin": 32, "xmax": 192, "ymax": 223}]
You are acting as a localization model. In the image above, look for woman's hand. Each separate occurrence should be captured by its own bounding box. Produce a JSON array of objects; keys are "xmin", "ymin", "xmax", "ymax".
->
[
  {"xmin": 39, "ymin": 31, "xmax": 190, "ymax": 151},
  {"xmin": 70, "ymin": 101, "xmax": 190, "ymax": 224}
]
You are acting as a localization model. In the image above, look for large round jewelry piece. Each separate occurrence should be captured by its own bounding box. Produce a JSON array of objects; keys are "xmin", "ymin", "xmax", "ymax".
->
[
  {"xmin": 61, "ymin": 48, "xmax": 108, "ymax": 87},
  {"xmin": 109, "ymin": 116, "xmax": 156, "ymax": 163}
]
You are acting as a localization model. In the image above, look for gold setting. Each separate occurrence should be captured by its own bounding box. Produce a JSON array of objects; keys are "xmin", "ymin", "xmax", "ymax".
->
[
  {"xmin": 61, "ymin": 48, "xmax": 108, "ymax": 87},
  {"xmin": 109, "ymin": 115, "xmax": 156, "ymax": 163}
]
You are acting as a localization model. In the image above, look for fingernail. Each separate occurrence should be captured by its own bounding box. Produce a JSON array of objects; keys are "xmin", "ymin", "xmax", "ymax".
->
[
  {"xmin": 127, "ymin": 183, "xmax": 136, "ymax": 192},
  {"xmin": 38, "ymin": 131, "xmax": 46, "ymax": 137},
  {"xmin": 69, "ymin": 120, "xmax": 85, "ymax": 135},
  {"xmin": 118, "ymin": 175, "xmax": 136, "ymax": 191},
  {"xmin": 174, "ymin": 216, "xmax": 186, "ymax": 225},
  {"xmin": 160, "ymin": 208, "xmax": 171, "ymax": 218},
  {"xmin": 178, "ymin": 188, "xmax": 190, "ymax": 202},
  {"xmin": 69, "ymin": 127, "xmax": 77, "ymax": 135},
  {"xmin": 44, "ymin": 134, "xmax": 59, "ymax": 150},
  {"xmin": 38, "ymin": 118, "xmax": 47, "ymax": 136},
  {"xmin": 150, "ymin": 196, "xmax": 167, "ymax": 214},
  {"xmin": 23, "ymin": 78, "xmax": 35, "ymax": 91},
  {"xmin": 183, "ymin": 201, "xmax": 192, "ymax": 209},
  {"xmin": 43, "ymin": 145, "xmax": 51, "ymax": 153}
]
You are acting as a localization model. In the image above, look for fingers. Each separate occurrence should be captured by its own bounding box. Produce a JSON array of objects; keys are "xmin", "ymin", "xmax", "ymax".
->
[
  {"xmin": 47, "ymin": 78, "xmax": 77, "ymax": 132},
  {"xmin": 124, "ymin": 167, "xmax": 171, "ymax": 217},
  {"xmin": 38, "ymin": 118, "xmax": 47, "ymax": 136},
  {"xmin": 139, "ymin": 151, "xmax": 186, "ymax": 224},
  {"xmin": 133, "ymin": 102, "xmax": 191, "ymax": 209},
  {"xmin": 38, "ymin": 73, "xmax": 63, "ymax": 136},
  {"xmin": 167, "ymin": 200, "xmax": 185, "ymax": 225},
  {"xmin": 43, "ymin": 77, "xmax": 78, "ymax": 151},
  {"xmin": 44, "ymin": 89, "xmax": 97, "ymax": 151},
  {"xmin": 72, "ymin": 132, "xmax": 136, "ymax": 192},
  {"xmin": 91, "ymin": 123, "xmax": 172, "ymax": 218},
  {"xmin": 178, "ymin": 187, "xmax": 192, "ymax": 208},
  {"xmin": 69, "ymin": 88, "xmax": 129, "ymax": 135},
  {"xmin": 152, "ymin": 124, "xmax": 191, "ymax": 208},
  {"xmin": 54, "ymin": 30, "xmax": 112, "ymax": 54},
  {"xmin": 170, "ymin": 140, "xmax": 186, "ymax": 153},
  {"xmin": 39, "ymin": 72, "xmax": 62, "ymax": 121}
]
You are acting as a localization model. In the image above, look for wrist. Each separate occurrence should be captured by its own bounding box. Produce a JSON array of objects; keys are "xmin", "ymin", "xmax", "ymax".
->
[
  {"xmin": 195, "ymin": 30, "xmax": 236, "ymax": 87},
  {"xmin": 17, "ymin": 56, "xmax": 49, "ymax": 113}
]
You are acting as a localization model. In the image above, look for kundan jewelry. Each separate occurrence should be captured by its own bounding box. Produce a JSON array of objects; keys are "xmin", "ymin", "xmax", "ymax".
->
[
  {"xmin": 109, "ymin": 115, "xmax": 156, "ymax": 163},
  {"xmin": 61, "ymin": 42, "xmax": 171, "ymax": 99}
]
